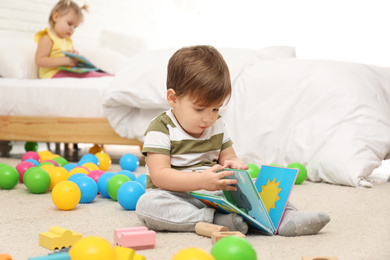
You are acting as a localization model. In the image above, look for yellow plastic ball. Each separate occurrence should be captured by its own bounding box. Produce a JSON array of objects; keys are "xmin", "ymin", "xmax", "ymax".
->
[
  {"xmin": 171, "ymin": 248, "xmax": 215, "ymax": 260},
  {"xmin": 38, "ymin": 150, "xmax": 53, "ymax": 162},
  {"xmin": 69, "ymin": 236, "xmax": 116, "ymax": 260},
  {"xmin": 89, "ymin": 144, "xmax": 104, "ymax": 154},
  {"xmin": 82, "ymin": 162, "xmax": 100, "ymax": 172},
  {"xmin": 40, "ymin": 164, "xmax": 55, "ymax": 173},
  {"xmin": 48, "ymin": 167, "xmax": 70, "ymax": 190},
  {"xmin": 51, "ymin": 181, "xmax": 81, "ymax": 210},
  {"xmin": 95, "ymin": 152, "xmax": 112, "ymax": 171},
  {"xmin": 69, "ymin": 167, "xmax": 89, "ymax": 176}
]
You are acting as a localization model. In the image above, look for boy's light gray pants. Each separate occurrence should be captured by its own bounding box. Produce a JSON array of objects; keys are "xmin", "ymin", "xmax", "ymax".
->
[{"xmin": 135, "ymin": 189, "xmax": 220, "ymax": 232}]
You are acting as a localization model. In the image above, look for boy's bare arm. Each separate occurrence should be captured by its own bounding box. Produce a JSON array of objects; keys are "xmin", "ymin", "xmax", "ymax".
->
[
  {"xmin": 147, "ymin": 152, "xmax": 238, "ymax": 192},
  {"xmin": 218, "ymin": 146, "xmax": 249, "ymax": 170}
]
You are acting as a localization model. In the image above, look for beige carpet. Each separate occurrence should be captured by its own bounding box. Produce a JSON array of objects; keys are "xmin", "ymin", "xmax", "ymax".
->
[{"xmin": 1, "ymin": 156, "xmax": 389, "ymax": 260}]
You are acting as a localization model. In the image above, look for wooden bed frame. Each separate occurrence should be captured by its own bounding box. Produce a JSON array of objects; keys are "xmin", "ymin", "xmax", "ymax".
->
[{"xmin": 0, "ymin": 115, "xmax": 143, "ymax": 146}]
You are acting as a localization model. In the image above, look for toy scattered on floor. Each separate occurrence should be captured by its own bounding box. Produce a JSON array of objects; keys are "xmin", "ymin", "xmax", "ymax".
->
[
  {"xmin": 195, "ymin": 222, "xmax": 229, "ymax": 238},
  {"xmin": 25, "ymin": 141, "xmax": 38, "ymax": 152},
  {"xmin": 51, "ymin": 180, "xmax": 81, "ymax": 210},
  {"xmin": 24, "ymin": 167, "xmax": 50, "ymax": 194},
  {"xmin": 47, "ymin": 167, "xmax": 69, "ymax": 190},
  {"xmin": 120, "ymin": 154, "xmax": 139, "ymax": 172},
  {"xmin": 171, "ymin": 247, "xmax": 215, "ymax": 260},
  {"xmin": 302, "ymin": 257, "xmax": 338, "ymax": 260},
  {"xmin": 117, "ymin": 181, "xmax": 145, "ymax": 210},
  {"xmin": 211, "ymin": 236, "xmax": 256, "ymax": 260},
  {"xmin": 39, "ymin": 226, "xmax": 82, "ymax": 251},
  {"xmin": 52, "ymin": 157, "xmax": 68, "ymax": 167},
  {"xmin": 87, "ymin": 169, "xmax": 105, "ymax": 183},
  {"xmin": 247, "ymin": 163, "xmax": 260, "ymax": 178},
  {"xmin": 287, "ymin": 162, "xmax": 308, "ymax": 184},
  {"xmin": 78, "ymin": 154, "xmax": 99, "ymax": 167},
  {"xmin": 0, "ymin": 164, "xmax": 19, "ymax": 190},
  {"xmin": 38, "ymin": 150, "xmax": 54, "ymax": 162},
  {"xmin": 107, "ymin": 174, "xmax": 131, "ymax": 201},
  {"xmin": 135, "ymin": 174, "xmax": 147, "ymax": 189},
  {"xmin": 115, "ymin": 246, "xmax": 146, "ymax": 260},
  {"xmin": 69, "ymin": 166, "xmax": 89, "ymax": 176},
  {"xmin": 68, "ymin": 236, "xmax": 116, "ymax": 260},
  {"xmin": 81, "ymin": 162, "xmax": 99, "ymax": 172},
  {"xmin": 95, "ymin": 152, "xmax": 111, "ymax": 171},
  {"xmin": 22, "ymin": 151, "xmax": 41, "ymax": 163},
  {"xmin": 0, "ymin": 253, "xmax": 12, "ymax": 260},
  {"xmin": 117, "ymin": 170, "xmax": 136, "ymax": 181},
  {"xmin": 211, "ymin": 231, "xmax": 246, "ymax": 244},
  {"xmin": 68, "ymin": 173, "xmax": 86, "ymax": 183},
  {"xmin": 16, "ymin": 161, "xmax": 35, "ymax": 183},
  {"xmin": 29, "ymin": 252, "xmax": 70, "ymax": 260},
  {"xmin": 114, "ymin": 227, "xmax": 156, "ymax": 250},
  {"xmin": 97, "ymin": 172, "xmax": 116, "ymax": 198},
  {"xmin": 73, "ymin": 176, "xmax": 98, "ymax": 203},
  {"xmin": 89, "ymin": 144, "xmax": 104, "ymax": 154}
]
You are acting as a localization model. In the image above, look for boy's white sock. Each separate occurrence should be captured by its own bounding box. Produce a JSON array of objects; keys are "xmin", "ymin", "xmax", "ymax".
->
[
  {"xmin": 277, "ymin": 208, "xmax": 330, "ymax": 236},
  {"xmin": 213, "ymin": 213, "xmax": 249, "ymax": 234}
]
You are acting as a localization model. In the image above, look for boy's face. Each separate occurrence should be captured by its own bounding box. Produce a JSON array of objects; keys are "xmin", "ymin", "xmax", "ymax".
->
[{"xmin": 168, "ymin": 90, "xmax": 222, "ymax": 138}]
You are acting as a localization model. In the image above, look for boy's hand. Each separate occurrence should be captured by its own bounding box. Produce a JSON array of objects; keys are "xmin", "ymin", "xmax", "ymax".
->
[
  {"xmin": 223, "ymin": 159, "xmax": 249, "ymax": 171},
  {"xmin": 201, "ymin": 164, "xmax": 238, "ymax": 191}
]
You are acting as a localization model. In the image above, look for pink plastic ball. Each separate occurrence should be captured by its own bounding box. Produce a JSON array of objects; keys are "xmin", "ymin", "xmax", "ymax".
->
[
  {"xmin": 87, "ymin": 169, "xmax": 105, "ymax": 183},
  {"xmin": 16, "ymin": 161, "xmax": 35, "ymax": 183},
  {"xmin": 22, "ymin": 151, "xmax": 41, "ymax": 163}
]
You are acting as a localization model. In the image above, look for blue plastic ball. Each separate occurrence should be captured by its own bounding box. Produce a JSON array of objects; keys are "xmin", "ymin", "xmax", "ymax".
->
[
  {"xmin": 97, "ymin": 172, "xmax": 115, "ymax": 198},
  {"xmin": 73, "ymin": 176, "xmax": 98, "ymax": 203},
  {"xmin": 117, "ymin": 170, "xmax": 136, "ymax": 181},
  {"xmin": 25, "ymin": 159, "xmax": 39, "ymax": 166},
  {"xmin": 78, "ymin": 154, "xmax": 99, "ymax": 166},
  {"xmin": 119, "ymin": 154, "xmax": 139, "ymax": 172},
  {"xmin": 117, "ymin": 181, "xmax": 145, "ymax": 210},
  {"xmin": 68, "ymin": 173, "xmax": 86, "ymax": 182},
  {"xmin": 135, "ymin": 173, "xmax": 147, "ymax": 189},
  {"xmin": 63, "ymin": 163, "xmax": 76, "ymax": 172}
]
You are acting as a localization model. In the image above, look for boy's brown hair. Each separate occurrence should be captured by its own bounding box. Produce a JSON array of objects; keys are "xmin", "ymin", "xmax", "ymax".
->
[
  {"xmin": 167, "ymin": 45, "xmax": 231, "ymax": 107},
  {"xmin": 49, "ymin": 0, "xmax": 88, "ymax": 28}
]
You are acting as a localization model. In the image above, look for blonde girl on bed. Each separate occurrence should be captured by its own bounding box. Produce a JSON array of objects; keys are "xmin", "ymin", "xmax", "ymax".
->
[
  {"xmin": 136, "ymin": 45, "xmax": 331, "ymax": 237},
  {"xmin": 35, "ymin": 0, "xmax": 111, "ymax": 79}
]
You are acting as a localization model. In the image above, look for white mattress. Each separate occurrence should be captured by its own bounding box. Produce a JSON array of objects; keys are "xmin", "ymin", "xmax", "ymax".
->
[{"xmin": 0, "ymin": 77, "xmax": 113, "ymax": 118}]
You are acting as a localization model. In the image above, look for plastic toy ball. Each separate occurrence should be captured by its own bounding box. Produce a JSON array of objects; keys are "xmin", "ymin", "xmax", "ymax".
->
[
  {"xmin": 73, "ymin": 176, "xmax": 98, "ymax": 203},
  {"xmin": 63, "ymin": 163, "xmax": 76, "ymax": 172},
  {"xmin": 52, "ymin": 157, "xmax": 68, "ymax": 167},
  {"xmin": 97, "ymin": 172, "xmax": 115, "ymax": 198},
  {"xmin": 42, "ymin": 160, "xmax": 59, "ymax": 167},
  {"xmin": 25, "ymin": 141, "xmax": 38, "ymax": 152},
  {"xmin": 117, "ymin": 170, "xmax": 136, "ymax": 181},
  {"xmin": 270, "ymin": 163, "xmax": 284, "ymax": 168},
  {"xmin": 89, "ymin": 144, "xmax": 104, "ymax": 154},
  {"xmin": 287, "ymin": 162, "xmax": 307, "ymax": 184},
  {"xmin": 117, "ymin": 181, "xmax": 145, "ymax": 210},
  {"xmin": 69, "ymin": 166, "xmax": 89, "ymax": 176},
  {"xmin": 171, "ymin": 247, "xmax": 215, "ymax": 260},
  {"xmin": 22, "ymin": 151, "xmax": 41, "ymax": 163},
  {"xmin": 24, "ymin": 167, "xmax": 50, "ymax": 194},
  {"xmin": 0, "ymin": 165, "xmax": 19, "ymax": 190},
  {"xmin": 211, "ymin": 236, "xmax": 256, "ymax": 260},
  {"xmin": 136, "ymin": 173, "xmax": 147, "ymax": 189},
  {"xmin": 247, "ymin": 163, "xmax": 260, "ymax": 178},
  {"xmin": 52, "ymin": 180, "xmax": 81, "ymax": 210},
  {"xmin": 69, "ymin": 236, "xmax": 116, "ymax": 260},
  {"xmin": 79, "ymin": 153, "xmax": 99, "ymax": 166},
  {"xmin": 95, "ymin": 152, "xmax": 111, "ymax": 171},
  {"xmin": 68, "ymin": 173, "xmax": 86, "ymax": 182},
  {"xmin": 81, "ymin": 162, "xmax": 100, "ymax": 172},
  {"xmin": 119, "ymin": 154, "xmax": 139, "ymax": 172},
  {"xmin": 38, "ymin": 150, "xmax": 53, "ymax": 162},
  {"xmin": 107, "ymin": 174, "xmax": 131, "ymax": 201},
  {"xmin": 87, "ymin": 169, "xmax": 104, "ymax": 183},
  {"xmin": 40, "ymin": 164, "xmax": 55, "ymax": 174},
  {"xmin": 16, "ymin": 161, "xmax": 35, "ymax": 183},
  {"xmin": 48, "ymin": 167, "xmax": 70, "ymax": 190}
]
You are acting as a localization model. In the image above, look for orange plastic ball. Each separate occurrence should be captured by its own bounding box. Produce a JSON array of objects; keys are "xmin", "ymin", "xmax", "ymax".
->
[
  {"xmin": 51, "ymin": 181, "xmax": 81, "ymax": 210},
  {"xmin": 69, "ymin": 236, "xmax": 116, "ymax": 260},
  {"xmin": 89, "ymin": 144, "xmax": 104, "ymax": 154}
]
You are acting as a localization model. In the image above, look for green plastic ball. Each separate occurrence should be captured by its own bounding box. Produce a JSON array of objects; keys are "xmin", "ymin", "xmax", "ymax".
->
[
  {"xmin": 52, "ymin": 157, "xmax": 69, "ymax": 167},
  {"xmin": 107, "ymin": 174, "xmax": 130, "ymax": 201},
  {"xmin": 287, "ymin": 162, "xmax": 307, "ymax": 184},
  {"xmin": 269, "ymin": 163, "xmax": 284, "ymax": 167},
  {"xmin": 25, "ymin": 142, "xmax": 38, "ymax": 152},
  {"xmin": 247, "ymin": 163, "xmax": 260, "ymax": 178},
  {"xmin": 24, "ymin": 167, "xmax": 50, "ymax": 194},
  {"xmin": 211, "ymin": 236, "xmax": 257, "ymax": 260},
  {"xmin": 0, "ymin": 165, "xmax": 19, "ymax": 189}
]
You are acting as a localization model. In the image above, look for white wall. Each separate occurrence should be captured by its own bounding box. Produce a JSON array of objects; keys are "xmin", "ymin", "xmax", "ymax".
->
[{"xmin": 1, "ymin": 0, "xmax": 389, "ymax": 66}]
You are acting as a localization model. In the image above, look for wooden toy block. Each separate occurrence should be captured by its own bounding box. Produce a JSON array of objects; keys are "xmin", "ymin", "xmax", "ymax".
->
[
  {"xmin": 115, "ymin": 246, "xmax": 135, "ymax": 260},
  {"xmin": 114, "ymin": 227, "xmax": 156, "ymax": 250},
  {"xmin": 0, "ymin": 254, "xmax": 12, "ymax": 260},
  {"xmin": 28, "ymin": 252, "xmax": 70, "ymax": 260},
  {"xmin": 211, "ymin": 231, "xmax": 246, "ymax": 244},
  {"xmin": 195, "ymin": 222, "xmax": 229, "ymax": 238},
  {"xmin": 39, "ymin": 226, "xmax": 82, "ymax": 250},
  {"xmin": 302, "ymin": 257, "xmax": 338, "ymax": 260}
]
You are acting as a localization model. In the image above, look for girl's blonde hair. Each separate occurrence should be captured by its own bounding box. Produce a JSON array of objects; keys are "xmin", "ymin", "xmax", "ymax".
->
[{"xmin": 49, "ymin": 0, "xmax": 89, "ymax": 28}]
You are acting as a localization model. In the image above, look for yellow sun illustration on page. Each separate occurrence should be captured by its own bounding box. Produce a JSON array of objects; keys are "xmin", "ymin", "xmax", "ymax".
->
[{"xmin": 259, "ymin": 178, "xmax": 282, "ymax": 212}]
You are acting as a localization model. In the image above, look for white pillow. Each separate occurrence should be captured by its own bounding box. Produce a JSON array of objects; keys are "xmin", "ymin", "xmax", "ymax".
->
[{"xmin": 0, "ymin": 38, "xmax": 38, "ymax": 78}]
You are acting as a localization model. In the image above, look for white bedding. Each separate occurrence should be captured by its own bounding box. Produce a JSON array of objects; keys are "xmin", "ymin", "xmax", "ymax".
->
[
  {"xmin": 103, "ymin": 47, "xmax": 390, "ymax": 187},
  {"xmin": 0, "ymin": 77, "xmax": 113, "ymax": 118}
]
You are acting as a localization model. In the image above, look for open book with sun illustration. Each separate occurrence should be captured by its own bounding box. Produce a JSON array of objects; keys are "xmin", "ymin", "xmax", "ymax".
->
[{"xmin": 190, "ymin": 166, "xmax": 298, "ymax": 235}]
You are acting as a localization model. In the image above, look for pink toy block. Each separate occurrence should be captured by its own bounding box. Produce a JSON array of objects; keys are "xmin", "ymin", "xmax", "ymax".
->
[{"xmin": 114, "ymin": 227, "xmax": 156, "ymax": 250}]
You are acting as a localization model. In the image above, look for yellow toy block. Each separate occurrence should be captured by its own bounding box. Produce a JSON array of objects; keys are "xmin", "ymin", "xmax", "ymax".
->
[
  {"xmin": 39, "ymin": 226, "xmax": 82, "ymax": 250},
  {"xmin": 115, "ymin": 246, "xmax": 135, "ymax": 260},
  {"xmin": 133, "ymin": 254, "xmax": 146, "ymax": 260}
]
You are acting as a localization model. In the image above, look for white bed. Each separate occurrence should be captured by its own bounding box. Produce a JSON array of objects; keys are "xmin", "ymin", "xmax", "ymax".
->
[{"xmin": 102, "ymin": 47, "xmax": 390, "ymax": 187}]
